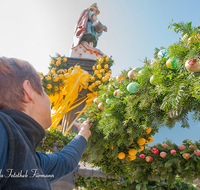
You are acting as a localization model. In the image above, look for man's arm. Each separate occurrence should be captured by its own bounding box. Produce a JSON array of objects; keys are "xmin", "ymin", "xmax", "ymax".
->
[
  {"xmin": 0, "ymin": 121, "xmax": 9, "ymax": 181},
  {"xmin": 36, "ymin": 118, "xmax": 92, "ymax": 184}
]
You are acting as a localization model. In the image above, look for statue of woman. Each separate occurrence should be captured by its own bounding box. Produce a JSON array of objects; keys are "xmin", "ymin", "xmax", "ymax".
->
[{"xmin": 72, "ymin": 3, "xmax": 107, "ymax": 48}]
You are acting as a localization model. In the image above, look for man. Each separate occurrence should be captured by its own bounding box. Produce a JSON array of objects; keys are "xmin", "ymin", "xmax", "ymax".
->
[{"xmin": 0, "ymin": 57, "xmax": 92, "ymax": 189}]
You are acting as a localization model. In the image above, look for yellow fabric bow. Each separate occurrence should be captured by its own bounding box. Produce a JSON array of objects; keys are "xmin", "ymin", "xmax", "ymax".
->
[{"xmin": 50, "ymin": 65, "xmax": 91, "ymax": 128}]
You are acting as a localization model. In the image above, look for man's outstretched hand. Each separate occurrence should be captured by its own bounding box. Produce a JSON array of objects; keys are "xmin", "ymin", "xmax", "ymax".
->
[{"xmin": 73, "ymin": 118, "xmax": 93, "ymax": 141}]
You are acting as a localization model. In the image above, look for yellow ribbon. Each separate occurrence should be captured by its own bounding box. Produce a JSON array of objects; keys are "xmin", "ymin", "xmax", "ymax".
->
[
  {"xmin": 62, "ymin": 91, "xmax": 98, "ymax": 135},
  {"xmin": 49, "ymin": 65, "xmax": 90, "ymax": 128}
]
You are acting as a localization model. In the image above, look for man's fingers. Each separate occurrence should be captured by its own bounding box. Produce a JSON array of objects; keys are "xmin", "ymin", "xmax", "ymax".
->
[
  {"xmin": 89, "ymin": 123, "xmax": 93, "ymax": 128},
  {"xmin": 73, "ymin": 119, "xmax": 77, "ymax": 125}
]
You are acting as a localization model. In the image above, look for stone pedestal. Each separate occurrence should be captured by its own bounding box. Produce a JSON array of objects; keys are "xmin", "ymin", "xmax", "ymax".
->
[
  {"xmin": 61, "ymin": 57, "xmax": 96, "ymax": 134},
  {"xmin": 70, "ymin": 42, "xmax": 104, "ymax": 60}
]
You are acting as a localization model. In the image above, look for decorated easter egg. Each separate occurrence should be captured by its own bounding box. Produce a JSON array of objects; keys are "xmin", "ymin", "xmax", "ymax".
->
[
  {"xmin": 158, "ymin": 49, "xmax": 168, "ymax": 59},
  {"xmin": 151, "ymin": 59, "xmax": 156, "ymax": 66},
  {"xmin": 116, "ymin": 73, "xmax": 127, "ymax": 83},
  {"xmin": 128, "ymin": 69, "xmax": 138, "ymax": 79},
  {"xmin": 106, "ymin": 99, "xmax": 113, "ymax": 104},
  {"xmin": 180, "ymin": 34, "xmax": 188, "ymax": 41},
  {"xmin": 150, "ymin": 75, "xmax": 156, "ymax": 85},
  {"xmin": 166, "ymin": 57, "xmax": 181, "ymax": 69},
  {"xmin": 185, "ymin": 59, "xmax": 200, "ymax": 72},
  {"xmin": 150, "ymin": 75, "xmax": 161, "ymax": 85},
  {"xmin": 127, "ymin": 82, "xmax": 140, "ymax": 94},
  {"xmin": 98, "ymin": 102, "xmax": 104, "ymax": 110},
  {"xmin": 113, "ymin": 89, "xmax": 124, "ymax": 98},
  {"xmin": 138, "ymin": 69, "xmax": 144, "ymax": 75},
  {"xmin": 77, "ymin": 118, "xmax": 86, "ymax": 123}
]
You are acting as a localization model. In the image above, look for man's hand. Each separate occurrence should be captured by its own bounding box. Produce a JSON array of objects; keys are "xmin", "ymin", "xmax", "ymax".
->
[{"xmin": 73, "ymin": 118, "xmax": 93, "ymax": 141}]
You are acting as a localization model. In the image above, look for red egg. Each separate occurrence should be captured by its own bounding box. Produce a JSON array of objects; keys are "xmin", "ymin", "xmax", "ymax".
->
[
  {"xmin": 178, "ymin": 145, "xmax": 186, "ymax": 150},
  {"xmin": 152, "ymin": 148, "xmax": 159, "ymax": 155},
  {"xmin": 171, "ymin": 150, "xmax": 177, "ymax": 155},
  {"xmin": 145, "ymin": 156, "xmax": 153, "ymax": 163},
  {"xmin": 139, "ymin": 154, "xmax": 146, "ymax": 159},
  {"xmin": 160, "ymin": 152, "xmax": 167, "ymax": 158},
  {"xmin": 194, "ymin": 150, "xmax": 200, "ymax": 156}
]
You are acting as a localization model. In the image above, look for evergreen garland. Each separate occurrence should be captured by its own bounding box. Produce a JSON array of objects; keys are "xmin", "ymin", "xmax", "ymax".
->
[
  {"xmin": 38, "ymin": 21, "xmax": 200, "ymax": 189},
  {"xmin": 78, "ymin": 21, "xmax": 200, "ymax": 188}
]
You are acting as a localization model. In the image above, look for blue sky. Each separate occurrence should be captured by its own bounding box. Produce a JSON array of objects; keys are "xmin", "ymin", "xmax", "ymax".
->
[{"xmin": 1, "ymin": 0, "xmax": 200, "ymax": 145}]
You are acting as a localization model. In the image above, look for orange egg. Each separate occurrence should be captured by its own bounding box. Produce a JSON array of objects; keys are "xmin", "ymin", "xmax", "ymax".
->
[
  {"xmin": 129, "ymin": 149, "xmax": 137, "ymax": 156},
  {"xmin": 146, "ymin": 137, "xmax": 154, "ymax": 143},
  {"xmin": 104, "ymin": 64, "xmax": 109, "ymax": 69},
  {"xmin": 97, "ymin": 74, "xmax": 102, "ymax": 79},
  {"xmin": 45, "ymin": 76, "xmax": 51, "ymax": 81},
  {"xmin": 53, "ymin": 77, "xmax": 59, "ymax": 82},
  {"xmin": 54, "ymin": 86, "xmax": 59, "ymax": 91},
  {"xmin": 46, "ymin": 84, "xmax": 52, "ymax": 89},
  {"xmin": 129, "ymin": 155, "xmax": 136, "ymax": 161},
  {"xmin": 105, "ymin": 57, "xmax": 109, "ymax": 62},
  {"xmin": 94, "ymin": 70, "xmax": 99, "ymax": 75},
  {"xmin": 137, "ymin": 146, "xmax": 144, "ymax": 152},
  {"xmin": 51, "ymin": 59, "xmax": 55, "ymax": 65},
  {"xmin": 118, "ymin": 152, "xmax": 125, "ymax": 160},
  {"xmin": 97, "ymin": 64, "xmax": 102, "ymax": 70},
  {"xmin": 63, "ymin": 58, "xmax": 68, "ymax": 62},
  {"xmin": 102, "ymin": 77, "xmax": 106, "ymax": 82},
  {"xmin": 146, "ymin": 128, "xmax": 152, "ymax": 134},
  {"xmin": 56, "ymin": 60, "xmax": 61, "ymax": 66},
  {"xmin": 57, "ymin": 57, "xmax": 62, "ymax": 62},
  {"xmin": 99, "ymin": 58, "xmax": 104, "ymax": 64},
  {"xmin": 137, "ymin": 138, "xmax": 146, "ymax": 146}
]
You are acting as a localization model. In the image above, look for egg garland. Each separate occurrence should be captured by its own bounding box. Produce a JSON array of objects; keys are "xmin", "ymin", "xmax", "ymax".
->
[
  {"xmin": 158, "ymin": 49, "xmax": 169, "ymax": 59},
  {"xmin": 127, "ymin": 82, "xmax": 141, "ymax": 94},
  {"xmin": 185, "ymin": 59, "xmax": 200, "ymax": 72},
  {"xmin": 113, "ymin": 89, "xmax": 124, "ymax": 98},
  {"xmin": 166, "ymin": 57, "xmax": 181, "ymax": 70}
]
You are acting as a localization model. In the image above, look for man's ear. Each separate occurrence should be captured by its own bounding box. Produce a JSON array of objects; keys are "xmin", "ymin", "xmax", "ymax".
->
[{"xmin": 23, "ymin": 80, "xmax": 35, "ymax": 102}]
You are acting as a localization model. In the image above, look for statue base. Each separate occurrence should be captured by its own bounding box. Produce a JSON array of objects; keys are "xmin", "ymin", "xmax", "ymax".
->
[{"xmin": 70, "ymin": 41, "xmax": 104, "ymax": 60}]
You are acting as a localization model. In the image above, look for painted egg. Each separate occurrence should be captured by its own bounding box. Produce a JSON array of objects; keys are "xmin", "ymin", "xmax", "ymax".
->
[
  {"xmin": 127, "ymin": 82, "xmax": 140, "ymax": 94},
  {"xmin": 113, "ymin": 89, "xmax": 124, "ymax": 98},
  {"xmin": 77, "ymin": 118, "xmax": 86, "ymax": 123},
  {"xmin": 98, "ymin": 102, "xmax": 104, "ymax": 110},
  {"xmin": 150, "ymin": 75, "xmax": 156, "ymax": 85},
  {"xmin": 138, "ymin": 69, "xmax": 144, "ymax": 75},
  {"xmin": 158, "ymin": 49, "xmax": 168, "ymax": 59},
  {"xmin": 185, "ymin": 59, "xmax": 200, "ymax": 72},
  {"xmin": 116, "ymin": 73, "xmax": 127, "ymax": 82},
  {"xmin": 166, "ymin": 58, "xmax": 181, "ymax": 69},
  {"xmin": 128, "ymin": 69, "xmax": 137, "ymax": 79},
  {"xmin": 151, "ymin": 59, "xmax": 156, "ymax": 66},
  {"xmin": 106, "ymin": 99, "xmax": 113, "ymax": 104}
]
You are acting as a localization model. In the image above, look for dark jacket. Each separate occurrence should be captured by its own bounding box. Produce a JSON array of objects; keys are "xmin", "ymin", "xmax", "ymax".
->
[{"xmin": 0, "ymin": 109, "xmax": 87, "ymax": 190}]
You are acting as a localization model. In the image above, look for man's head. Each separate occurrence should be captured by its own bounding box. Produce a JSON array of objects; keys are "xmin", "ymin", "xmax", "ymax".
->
[{"xmin": 0, "ymin": 57, "xmax": 52, "ymax": 129}]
